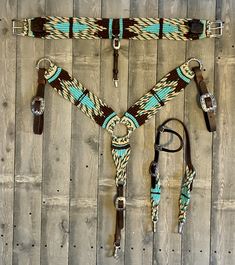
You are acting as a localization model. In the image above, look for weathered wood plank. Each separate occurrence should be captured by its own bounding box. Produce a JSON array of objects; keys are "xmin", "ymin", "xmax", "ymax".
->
[
  {"xmin": 0, "ymin": 1, "xmax": 17, "ymax": 264},
  {"xmin": 211, "ymin": 0, "xmax": 235, "ymax": 264},
  {"xmin": 69, "ymin": 1, "xmax": 101, "ymax": 264},
  {"xmin": 153, "ymin": 1, "xmax": 187, "ymax": 265},
  {"xmin": 182, "ymin": 1, "xmax": 216, "ymax": 265},
  {"xmin": 41, "ymin": 1, "xmax": 72, "ymax": 264},
  {"xmin": 124, "ymin": 1, "xmax": 158, "ymax": 265},
  {"xmin": 13, "ymin": 1, "xmax": 45, "ymax": 265},
  {"xmin": 97, "ymin": 0, "xmax": 130, "ymax": 264}
]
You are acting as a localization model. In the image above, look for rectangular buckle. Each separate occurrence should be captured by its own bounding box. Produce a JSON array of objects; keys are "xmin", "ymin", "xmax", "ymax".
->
[
  {"xmin": 115, "ymin": 197, "xmax": 126, "ymax": 211},
  {"xmin": 12, "ymin": 19, "xmax": 25, "ymax": 35},
  {"xmin": 200, "ymin": 93, "xmax": 217, "ymax": 112},
  {"xmin": 208, "ymin": 20, "xmax": 223, "ymax": 38},
  {"xmin": 31, "ymin": 97, "xmax": 45, "ymax": 116}
]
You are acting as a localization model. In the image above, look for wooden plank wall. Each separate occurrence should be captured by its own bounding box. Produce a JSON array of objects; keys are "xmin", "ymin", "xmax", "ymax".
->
[{"xmin": 0, "ymin": 0, "xmax": 234, "ymax": 264}]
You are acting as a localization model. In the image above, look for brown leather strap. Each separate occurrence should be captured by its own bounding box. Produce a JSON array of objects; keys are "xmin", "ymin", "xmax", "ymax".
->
[
  {"xmin": 112, "ymin": 37, "xmax": 120, "ymax": 87},
  {"xmin": 31, "ymin": 68, "xmax": 46, "ymax": 134},
  {"xmin": 113, "ymin": 184, "xmax": 125, "ymax": 257},
  {"xmin": 192, "ymin": 67, "xmax": 216, "ymax": 132}
]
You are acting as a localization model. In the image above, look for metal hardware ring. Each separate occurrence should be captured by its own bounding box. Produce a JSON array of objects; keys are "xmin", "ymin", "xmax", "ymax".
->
[
  {"xmin": 186, "ymin": 57, "xmax": 203, "ymax": 70},
  {"xmin": 36, "ymin": 58, "xmax": 53, "ymax": 70}
]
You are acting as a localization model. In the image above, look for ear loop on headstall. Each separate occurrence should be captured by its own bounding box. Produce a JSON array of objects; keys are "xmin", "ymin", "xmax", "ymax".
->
[{"xmin": 149, "ymin": 118, "xmax": 196, "ymax": 234}]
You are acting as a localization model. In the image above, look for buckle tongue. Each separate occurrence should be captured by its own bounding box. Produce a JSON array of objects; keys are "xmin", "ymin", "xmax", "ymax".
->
[
  {"xmin": 208, "ymin": 20, "xmax": 223, "ymax": 38},
  {"xmin": 31, "ymin": 97, "xmax": 45, "ymax": 116},
  {"xmin": 200, "ymin": 93, "xmax": 217, "ymax": 112}
]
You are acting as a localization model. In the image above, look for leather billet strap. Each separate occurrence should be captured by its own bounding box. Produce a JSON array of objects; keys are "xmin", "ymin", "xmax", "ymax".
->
[
  {"xmin": 31, "ymin": 68, "xmax": 46, "ymax": 134},
  {"xmin": 149, "ymin": 118, "xmax": 196, "ymax": 234},
  {"xmin": 12, "ymin": 17, "xmax": 223, "ymax": 40},
  {"xmin": 34, "ymin": 58, "xmax": 198, "ymax": 257},
  {"xmin": 192, "ymin": 66, "xmax": 217, "ymax": 132}
]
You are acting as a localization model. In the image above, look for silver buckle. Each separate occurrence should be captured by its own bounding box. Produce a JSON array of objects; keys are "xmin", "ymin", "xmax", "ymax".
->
[
  {"xmin": 113, "ymin": 37, "xmax": 121, "ymax": 50},
  {"xmin": 12, "ymin": 19, "xmax": 25, "ymax": 35},
  {"xmin": 200, "ymin": 93, "xmax": 217, "ymax": 112},
  {"xmin": 208, "ymin": 20, "xmax": 223, "ymax": 38},
  {"xmin": 115, "ymin": 197, "xmax": 126, "ymax": 211},
  {"xmin": 31, "ymin": 97, "xmax": 45, "ymax": 116}
]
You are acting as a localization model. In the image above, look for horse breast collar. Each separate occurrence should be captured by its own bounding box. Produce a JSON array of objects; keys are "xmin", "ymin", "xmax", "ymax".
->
[
  {"xmin": 13, "ymin": 16, "xmax": 223, "ymax": 86},
  {"xmin": 32, "ymin": 57, "xmax": 216, "ymax": 257}
]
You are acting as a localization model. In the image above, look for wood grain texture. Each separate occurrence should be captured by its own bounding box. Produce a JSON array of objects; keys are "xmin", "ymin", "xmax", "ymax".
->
[
  {"xmin": 40, "ymin": 0, "xmax": 72, "ymax": 264},
  {"xmin": 13, "ymin": 1, "xmax": 45, "ymax": 265},
  {"xmin": 182, "ymin": 1, "xmax": 215, "ymax": 265},
  {"xmin": 97, "ymin": 0, "xmax": 130, "ymax": 264},
  {"xmin": 0, "ymin": 1, "xmax": 235, "ymax": 265},
  {"xmin": 0, "ymin": 1, "xmax": 17, "ymax": 264},
  {"xmin": 153, "ymin": 1, "xmax": 187, "ymax": 265},
  {"xmin": 69, "ymin": 1, "xmax": 101, "ymax": 264},
  {"xmin": 211, "ymin": 0, "xmax": 235, "ymax": 264},
  {"xmin": 125, "ymin": 1, "xmax": 158, "ymax": 265}
]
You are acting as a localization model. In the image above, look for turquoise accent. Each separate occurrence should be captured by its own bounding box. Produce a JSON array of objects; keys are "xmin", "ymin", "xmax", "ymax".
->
[
  {"xmin": 151, "ymin": 185, "xmax": 161, "ymax": 203},
  {"xmin": 176, "ymin": 67, "xmax": 191, "ymax": 83},
  {"xmin": 180, "ymin": 186, "xmax": 190, "ymax": 205},
  {"xmin": 119, "ymin": 18, "xmax": 123, "ymax": 39},
  {"xmin": 69, "ymin": 87, "xmax": 95, "ymax": 109},
  {"xmin": 143, "ymin": 23, "xmax": 179, "ymax": 34},
  {"xmin": 144, "ymin": 87, "xmax": 173, "ymax": 110},
  {"xmin": 109, "ymin": 18, "xmax": 113, "ymax": 39},
  {"xmin": 54, "ymin": 22, "xmax": 88, "ymax": 33},
  {"xmin": 124, "ymin": 112, "xmax": 140, "ymax": 128},
  {"xmin": 115, "ymin": 149, "xmax": 127, "ymax": 157},
  {"xmin": 102, "ymin": 112, "xmax": 117, "ymax": 128},
  {"xmin": 48, "ymin": 67, "xmax": 62, "ymax": 83}
]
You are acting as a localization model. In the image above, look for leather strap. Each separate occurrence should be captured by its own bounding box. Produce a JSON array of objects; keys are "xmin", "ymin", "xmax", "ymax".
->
[
  {"xmin": 192, "ymin": 67, "xmax": 217, "ymax": 132},
  {"xmin": 31, "ymin": 68, "xmax": 46, "ymax": 134}
]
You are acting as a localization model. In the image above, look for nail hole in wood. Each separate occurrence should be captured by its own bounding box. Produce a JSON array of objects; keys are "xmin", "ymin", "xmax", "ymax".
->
[
  {"xmin": 159, "ymin": 249, "xmax": 161, "ymax": 252},
  {"xmin": 232, "ymin": 45, "xmax": 234, "ymax": 48},
  {"xmin": 16, "ymin": 243, "xmax": 19, "ymax": 246},
  {"xmin": 218, "ymin": 56, "xmax": 221, "ymax": 59},
  {"xmin": 73, "ymin": 245, "xmax": 76, "ymax": 248},
  {"xmin": 1, "ymin": 234, "xmax": 3, "ymax": 237},
  {"xmin": 228, "ymin": 250, "xmax": 231, "ymax": 254},
  {"xmin": 32, "ymin": 244, "xmax": 35, "ymax": 247},
  {"xmin": 70, "ymin": 179, "xmax": 72, "ymax": 181},
  {"xmin": 188, "ymin": 250, "xmax": 191, "ymax": 252},
  {"xmin": 43, "ymin": 201, "xmax": 46, "ymax": 204},
  {"xmin": 61, "ymin": 245, "xmax": 63, "ymax": 248},
  {"xmin": 1, "ymin": 158, "xmax": 4, "ymax": 162},
  {"xmin": 45, "ymin": 244, "xmax": 47, "ymax": 247},
  {"xmin": 14, "ymin": 225, "xmax": 16, "ymax": 228},
  {"xmin": 86, "ymin": 165, "xmax": 88, "ymax": 168},
  {"xmin": 143, "ymin": 248, "xmax": 145, "ymax": 251},
  {"xmin": 131, "ymin": 247, "xmax": 134, "ymax": 250},
  {"xmin": 29, "ymin": 212, "xmax": 32, "ymax": 215},
  {"xmin": 5, "ymin": 243, "xmax": 8, "ymax": 246},
  {"xmin": 57, "ymin": 189, "xmax": 60, "ymax": 192},
  {"xmin": 214, "ymin": 250, "xmax": 217, "ymax": 253},
  {"xmin": 100, "ymin": 246, "xmax": 103, "ymax": 249},
  {"xmin": 200, "ymin": 250, "xmax": 202, "ymax": 253},
  {"xmin": 172, "ymin": 249, "xmax": 175, "ymax": 252},
  {"xmin": 91, "ymin": 246, "xmax": 94, "ymax": 249}
]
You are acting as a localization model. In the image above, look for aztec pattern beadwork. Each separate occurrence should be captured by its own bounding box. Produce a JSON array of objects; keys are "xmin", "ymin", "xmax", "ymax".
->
[
  {"xmin": 16, "ymin": 16, "xmax": 208, "ymax": 40},
  {"xmin": 178, "ymin": 166, "xmax": 196, "ymax": 233}
]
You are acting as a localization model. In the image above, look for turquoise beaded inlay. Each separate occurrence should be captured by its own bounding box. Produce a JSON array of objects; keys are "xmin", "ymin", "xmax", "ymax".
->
[
  {"xmin": 115, "ymin": 148, "xmax": 127, "ymax": 157},
  {"xmin": 69, "ymin": 87, "xmax": 94, "ymax": 109},
  {"xmin": 108, "ymin": 18, "xmax": 113, "ymax": 39},
  {"xmin": 180, "ymin": 186, "xmax": 190, "ymax": 205},
  {"xmin": 144, "ymin": 87, "xmax": 173, "ymax": 110},
  {"xmin": 124, "ymin": 112, "xmax": 140, "ymax": 128},
  {"xmin": 54, "ymin": 22, "xmax": 88, "ymax": 33},
  {"xmin": 176, "ymin": 67, "xmax": 191, "ymax": 83},
  {"xmin": 119, "ymin": 18, "xmax": 123, "ymax": 39},
  {"xmin": 48, "ymin": 67, "xmax": 62, "ymax": 83},
  {"xmin": 102, "ymin": 112, "xmax": 117, "ymax": 129},
  {"xmin": 143, "ymin": 23, "xmax": 179, "ymax": 34},
  {"xmin": 151, "ymin": 184, "xmax": 161, "ymax": 203}
]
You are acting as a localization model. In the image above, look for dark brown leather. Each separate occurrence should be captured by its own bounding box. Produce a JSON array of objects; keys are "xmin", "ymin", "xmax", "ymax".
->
[
  {"xmin": 193, "ymin": 67, "xmax": 216, "ymax": 132},
  {"xmin": 113, "ymin": 47, "xmax": 119, "ymax": 84},
  {"xmin": 32, "ymin": 68, "xmax": 46, "ymax": 135},
  {"xmin": 114, "ymin": 184, "xmax": 125, "ymax": 250}
]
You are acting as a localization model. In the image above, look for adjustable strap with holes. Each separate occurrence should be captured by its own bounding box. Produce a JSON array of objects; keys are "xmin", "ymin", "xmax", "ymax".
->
[
  {"xmin": 31, "ymin": 68, "xmax": 46, "ymax": 134},
  {"xmin": 192, "ymin": 67, "xmax": 217, "ymax": 132},
  {"xmin": 13, "ymin": 17, "xmax": 223, "ymax": 86},
  {"xmin": 34, "ymin": 57, "xmax": 213, "ymax": 257},
  {"xmin": 149, "ymin": 118, "xmax": 196, "ymax": 234}
]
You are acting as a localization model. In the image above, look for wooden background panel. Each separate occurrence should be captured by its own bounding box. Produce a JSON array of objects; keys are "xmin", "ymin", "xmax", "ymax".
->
[
  {"xmin": 0, "ymin": 0, "xmax": 235, "ymax": 264},
  {"xmin": 69, "ymin": 0, "xmax": 101, "ymax": 264},
  {"xmin": 125, "ymin": 0, "xmax": 158, "ymax": 264},
  {"xmin": 211, "ymin": 0, "xmax": 235, "ymax": 264},
  {"xmin": 0, "ymin": 1, "xmax": 17, "ymax": 265},
  {"xmin": 182, "ymin": 0, "xmax": 215, "ymax": 265},
  {"xmin": 13, "ymin": 1, "xmax": 45, "ymax": 265},
  {"xmin": 41, "ymin": 0, "xmax": 72, "ymax": 264}
]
